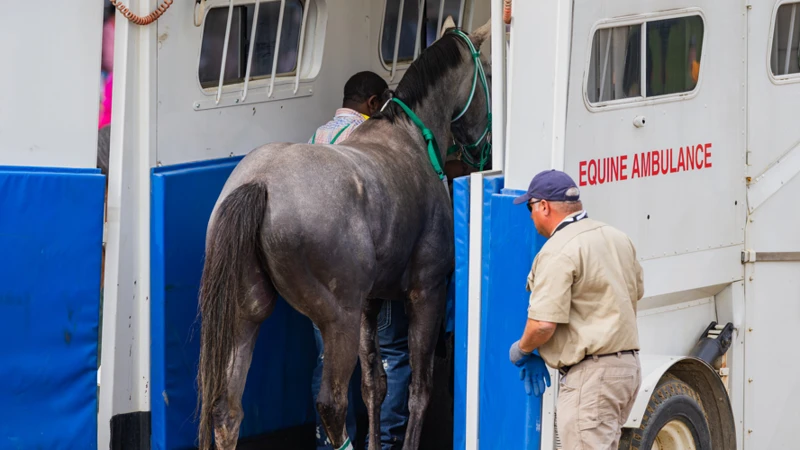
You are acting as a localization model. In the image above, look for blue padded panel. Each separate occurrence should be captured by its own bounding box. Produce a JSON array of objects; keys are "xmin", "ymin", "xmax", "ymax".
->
[
  {"xmin": 478, "ymin": 182, "xmax": 548, "ymax": 449},
  {"xmin": 452, "ymin": 175, "xmax": 470, "ymax": 450},
  {"xmin": 0, "ymin": 166, "xmax": 105, "ymax": 449},
  {"xmin": 477, "ymin": 175, "xmax": 504, "ymax": 444},
  {"xmin": 151, "ymin": 157, "xmax": 316, "ymax": 449}
]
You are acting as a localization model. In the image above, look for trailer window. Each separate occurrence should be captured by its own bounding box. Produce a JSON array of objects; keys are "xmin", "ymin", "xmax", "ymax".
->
[
  {"xmin": 380, "ymin": 0, "xmax": 466, "ymax": 66},
  {"xmin": 646, "ymin": 16, "xmax": 704, "ymax": 96},
  {"xmin": 587, "ymin": 25, "xmax": 641, "ymax": 102},
  {"xmin": 588, "ymin": 14, "xmax": 704, "ymax": 105},
  {"xmin": 770, "ymin": 3, "xmax": 800, "ymax": 77},
  {"xmin": 198, "ymin": 0, "xmax": 304, "ymax": 89}
]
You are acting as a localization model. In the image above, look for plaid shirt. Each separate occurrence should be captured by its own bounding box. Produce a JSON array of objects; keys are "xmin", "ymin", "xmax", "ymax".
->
[{"xmin": 309, "ymin": 108, "xmax": 368, "ymax": 145}]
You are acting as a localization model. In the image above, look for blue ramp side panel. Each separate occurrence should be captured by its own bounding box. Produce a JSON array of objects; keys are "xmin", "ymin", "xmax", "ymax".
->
[
  {"xmin": 0, "ymin": 167, "xmax": 105, "ymax": 450},
  {"xmin": 452, "ymin": 175, "xmax": 470, "ymax": 450},
  {"xmin": 150, "ymin": 157, "xmax": 317, "ymax": 450},
  {"xmin": 476, "ymin": 175, "xmax": 504, "ymax": 445},
  {"xmin": 478, "ymin": 183, "xmax": 548, "ymax": 449}
]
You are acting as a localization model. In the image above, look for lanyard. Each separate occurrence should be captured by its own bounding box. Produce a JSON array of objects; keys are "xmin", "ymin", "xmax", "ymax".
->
[{"xmin": 311, "ymin": 123, "xmax": 352, "ymax": 145}]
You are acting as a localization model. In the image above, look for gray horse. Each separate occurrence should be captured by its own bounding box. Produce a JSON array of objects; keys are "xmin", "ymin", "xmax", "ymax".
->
[{"xmin": 197, "ymin": 17, "xmax": 492, "ymax": 450}]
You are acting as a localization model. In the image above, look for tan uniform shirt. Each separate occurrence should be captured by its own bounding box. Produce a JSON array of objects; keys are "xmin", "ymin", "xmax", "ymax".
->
[{"xmin": 526, "ymin": 213, "xmax": 644, "ymax": 369}]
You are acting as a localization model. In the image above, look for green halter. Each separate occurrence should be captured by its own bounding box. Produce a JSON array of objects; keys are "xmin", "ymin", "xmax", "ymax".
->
[
  {"xmin": 446, "ymin": 29, "xmax": 492, "ymax": 171},
  {"xmin": 390, "ymin": 29, "xmax": 493, "ymax": 179}
]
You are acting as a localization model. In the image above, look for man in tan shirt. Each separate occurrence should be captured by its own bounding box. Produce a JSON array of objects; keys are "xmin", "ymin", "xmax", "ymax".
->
[{"xmin": 508, "ymin": 169, "xmax": 644, "ymax": 450}]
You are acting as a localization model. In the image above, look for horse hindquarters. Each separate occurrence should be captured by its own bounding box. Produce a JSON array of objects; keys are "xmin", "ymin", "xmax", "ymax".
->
[{"xmin": 197, "ymin": 182, "xmax": 277, "ymax": 450}]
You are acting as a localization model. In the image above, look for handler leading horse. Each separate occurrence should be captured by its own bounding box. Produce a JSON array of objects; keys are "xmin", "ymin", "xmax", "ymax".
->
[{"xmin": 197, "ymin": 18, "xmax": 492, "ymax": 450}]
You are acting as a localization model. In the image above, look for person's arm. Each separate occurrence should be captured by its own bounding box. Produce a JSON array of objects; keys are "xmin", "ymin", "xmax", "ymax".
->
[
  {"xmin": 518, "ymin": 318, "xmax": 557, "ymax": 353},
  {"xmin": 510, "ymin": 253, "xmax": 575, "ymax": 364}
]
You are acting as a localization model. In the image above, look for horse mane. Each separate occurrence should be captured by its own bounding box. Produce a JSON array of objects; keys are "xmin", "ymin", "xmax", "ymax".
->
[{"xmin": 374, "ymin": 32, "xmax": 466, "ymax": 122}]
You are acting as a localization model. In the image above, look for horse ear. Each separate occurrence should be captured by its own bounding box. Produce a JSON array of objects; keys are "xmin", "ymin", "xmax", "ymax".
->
[
  {"xmin": 469, "ymin": 19, "xmax": 492, "ymax": 48},
  {"xmin": 441, "ymin": 15, "xmax": 457, "ymax": 38}
]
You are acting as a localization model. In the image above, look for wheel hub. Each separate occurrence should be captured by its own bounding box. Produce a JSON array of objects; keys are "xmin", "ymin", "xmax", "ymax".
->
[{"xmin": 651, "ymin": 419, "xmax": 697, "ymax": 450}]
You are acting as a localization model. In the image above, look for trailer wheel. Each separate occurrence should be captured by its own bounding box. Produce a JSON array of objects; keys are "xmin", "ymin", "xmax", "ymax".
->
[{"xmin": 619, "ymin": 374, "xmax": 712, "ymax": 450}]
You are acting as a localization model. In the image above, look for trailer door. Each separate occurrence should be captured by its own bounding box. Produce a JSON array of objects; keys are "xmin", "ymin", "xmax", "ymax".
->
[
  {"xmin": 562, "ymin": 1, "xmax": 747, "ymax": 447},
  {"xmin": 563, "ymin": 1, "xmax": 745, "ymax": 263}
]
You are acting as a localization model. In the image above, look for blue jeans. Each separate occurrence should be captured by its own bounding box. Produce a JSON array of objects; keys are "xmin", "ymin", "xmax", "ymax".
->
[{"xmin": 312, "ymin": 299, "xmax": 411, "ymax": 450}]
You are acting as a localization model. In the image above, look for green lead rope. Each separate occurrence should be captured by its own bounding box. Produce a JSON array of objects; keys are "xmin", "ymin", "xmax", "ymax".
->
[{"xmin": 391, "ymin": 97, "xmax": 445, "ymax": 180}]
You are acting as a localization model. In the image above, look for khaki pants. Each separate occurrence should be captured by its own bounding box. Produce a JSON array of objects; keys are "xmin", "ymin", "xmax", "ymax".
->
[{"xmin": 556, "ymin": 352, "xmax": 641, "ymax": 450}]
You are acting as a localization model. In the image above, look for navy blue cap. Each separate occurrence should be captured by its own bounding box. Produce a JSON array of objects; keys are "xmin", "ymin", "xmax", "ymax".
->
[{"xmin": 513, "ymin": 169, "xmax": 580, "ymax": 205}]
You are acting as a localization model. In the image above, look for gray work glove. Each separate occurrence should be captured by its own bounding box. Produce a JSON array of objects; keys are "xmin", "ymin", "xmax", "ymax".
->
[{"xmin": 509, "ymin": 340, "xmax": 532, "ymax": 365}]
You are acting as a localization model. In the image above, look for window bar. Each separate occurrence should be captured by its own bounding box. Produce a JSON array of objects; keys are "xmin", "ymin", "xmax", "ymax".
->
[
  {"xmin": 436, "ymin": 0, "xmax": 446, "ymax": 38},
  {"xmin": 458, "ymin": 0, "xmax": 465, "ymax": 28},
  {"xmin": 241, "ymin": 0, "xmax": 262, "ymax": 102},
  {"xmin": 413, "ymin": 0, "xmax": 425, "ymax": 59},
  {"xmin": 466, "ymin": 0, "xmax": 474, "ymax": 32},
  {"xmin": 598, "ymin": 30, "xmax": 612, "ymax": 102},
  {"xmin": 640, "ymin": 23, "xmax": 647, "ymax": 98},
  {"xmin": 785, "ymin": 4, "xmax": 797, "ymax": 75},
  {"xmin": 268, "ymin": 0, "xmax": 287, "ymax": 98},
  {"xmin": 215, "ymin": 0, "xmax": 236, "ymax": 105},
  {"xmin": 293, "ymin": 0, "xmax": 311, "ymax": 94},
  {"xmin": 391, "ymin": 0, "xmax": 406, "ymax": 82}
]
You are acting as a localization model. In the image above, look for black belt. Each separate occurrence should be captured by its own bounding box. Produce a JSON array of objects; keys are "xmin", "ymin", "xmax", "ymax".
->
[{"xmin": 559, "ymin": 349, "xmax": 638, "ymax": 376}]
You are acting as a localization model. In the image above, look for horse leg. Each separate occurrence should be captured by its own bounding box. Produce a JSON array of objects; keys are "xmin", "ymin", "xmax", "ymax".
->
[
  {"xmin": 200, "ymin": 253, "xmax": 276, "ymax": 449},
  {"xmin": 210, "ymin": 268, "xmax": 276, "ymax": 450},
  {"xmin": 402, "ymin": 283, "xmax": 447, "ymax": 450},
  {"xmin": 211, "ymin": 318, "xmax": 261, "ymax": 449},
  {"xmin": 317, "ymin": 314, "xmax": 361, "ymax": 449},
  {"xmin": 359, "ymin": 299, "xmax": 388, "ymax": 450}
]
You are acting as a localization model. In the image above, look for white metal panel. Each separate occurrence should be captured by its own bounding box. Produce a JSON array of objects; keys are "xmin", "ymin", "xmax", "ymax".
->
[
  {"xmin": 748, "ymin": 163, "xmax": 800, "ymax": 251},
  {"xmin": 99, "ymin": 1, "xmax": 158, "ymax": 448},
  {"xmin": 638, "ymin": 246, "xmax": 743, "ymax": 299},
  {"xmin": 636, "ymin": 297, "xmax": 717, "ymax": 356},
  {"xmin": 561, "ymin": 1, "xmax": 747, "ymax": 262},
  {"xmin": 0, "ymin": 3, "xmax": 103, "ymax": 168},
  {"xmin": 490, "ymin": 0, "xmax": 506, "ymax": 171},
  {"xmin": 504, "ymin": 0, "xmax": 573, "ymax": 189},
  {"xmin": 746, "ymin": 137, "xmax": 800, "ymax": 213},
  {"xmin": 744, "ymin": 5, "xmax": 800, "ymax": 445},
  {"xmin": 743, "ymin": 262, "xmax": 800, "ymax": 449},
  {"xmin": 748, "ymin": 0, "xmax": 800, "ymax": 179},
  {"xmin": 715, "ymin": 282, "xmax": 746, "ymax": 450}
]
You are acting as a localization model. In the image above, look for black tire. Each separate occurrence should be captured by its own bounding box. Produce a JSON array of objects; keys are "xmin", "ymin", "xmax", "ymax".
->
[{"xmin": 619, "ymin": 374, "xmax": 712, "ymax": 450}]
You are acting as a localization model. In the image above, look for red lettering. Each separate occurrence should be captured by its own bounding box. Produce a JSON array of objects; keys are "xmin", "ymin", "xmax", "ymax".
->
[
  {"xmin": 660, "ymin": 150, "xmax": 669, "ymax": 175},
  {"xmin": 588, "ymin": 159, "xmax": 597, "ymax": 185},
  {"xmin": 620, "ymin": 155, "xmax": 628, "ymax": 180},
  {"xmin": 686, "ymin": 145, "xmax": 695, "ymax": 170},
  {"xmin": 669, "ymin": 148, "xmax": 678, "ymax": 173},
  {"xmin": 610, "ymin": 157, "xmax": 618, "ymax": 182},
  {"xmin": 677, "ymin": 147, "xmax": 686, "ymax": 172},
  {"xmin": 704, "ymin": 143, "xmax": 712, "ymax": 168},
  {"xmin": 651, "ymin": 151, "xmax": 660, "ymax": 176},
  {"xmin": 598, "ymin": 158, "xmax": 606, "ymax": 184},
  {"xmin": 641, "ymin": 152, "xmax": 651, "ymax": 177},
  {"xmin": 632, "ymin": 154, "xmax": 640, "ymax": 178},
  {"xmin": 579, "ymin": 160, "xmax": 587, "ymax": 186},
  {"xmin": 695, "ymin": 145, "xmax": 704, "ymax": 169}
]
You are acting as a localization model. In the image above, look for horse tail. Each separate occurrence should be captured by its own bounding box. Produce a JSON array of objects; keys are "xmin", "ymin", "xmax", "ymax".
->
[{"xmin": 197, "ymin": 182, "xmax": 268, "ymax": 450}]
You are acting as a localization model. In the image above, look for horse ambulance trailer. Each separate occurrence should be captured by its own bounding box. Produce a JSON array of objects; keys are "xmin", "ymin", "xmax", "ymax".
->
[{"xmin": 0, "ymin": 0, "xmax": 797, "ymax": 449}]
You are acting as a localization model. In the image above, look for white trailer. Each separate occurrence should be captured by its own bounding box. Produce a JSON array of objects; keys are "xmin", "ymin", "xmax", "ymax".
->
[
  {"xmin": 480, "ymin": 0, "xmax": 799, "ymax": 448},
  {"xmin": 1, "ymin": 0, "xmax": 798, "ymax": 449}
]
